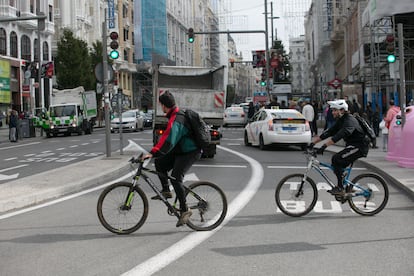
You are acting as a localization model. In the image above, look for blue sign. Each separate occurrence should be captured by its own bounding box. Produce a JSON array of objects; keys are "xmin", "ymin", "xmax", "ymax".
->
[{"xmin": 108, "ymin": 0, "xmax": 115, "ymax": 29}]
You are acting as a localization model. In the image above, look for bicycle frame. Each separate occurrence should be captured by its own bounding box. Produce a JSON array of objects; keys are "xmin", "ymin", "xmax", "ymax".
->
[
  {"xmin": 124, "ymin": 159, "xmax": 182, "ymax": 218},
  {"xmin": 301, "ymin": 151, "xmax": 353, "ymax": 189}
]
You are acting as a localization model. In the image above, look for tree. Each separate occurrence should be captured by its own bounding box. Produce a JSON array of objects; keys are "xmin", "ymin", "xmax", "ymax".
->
[
  {"xmin": 55, "ymin": 29, "xmax": 94, "ymax": 90},
  {"xmin": 271, "ymin": 40, "xmax": 291, "ymax": 83}
]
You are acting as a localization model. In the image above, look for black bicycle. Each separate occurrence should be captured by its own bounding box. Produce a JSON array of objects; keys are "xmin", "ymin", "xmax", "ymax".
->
[
  {"xmin": 97, "ymin": 153, "xmax": 228, "ymax": 234},
  {"xmin": 275, "ymin": 147, "xmax": 389, "ymax": 217}
]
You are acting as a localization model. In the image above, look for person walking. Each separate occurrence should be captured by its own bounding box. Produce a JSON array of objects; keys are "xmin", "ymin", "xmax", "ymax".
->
[
  {"xmin": 141, "ymin": 91, "xmax": 201, "ymax": 227},
  {"xmin": 9, "ymin": 110, "xmax": 18, "ymax": 142},
  {"xmin": 302, "ymin": 101, "xmax": 315, "ymax": 136},
  {"xmin": 384, "ymin": 99, "xmax": 400, "ymax": 129},
  {"xmin": 247, "ymin": 101, "xmax": 255, "ymax": 120},
  {"xmin": 379, "ymin": 118, "xmax": 388, "ymax": 152}
]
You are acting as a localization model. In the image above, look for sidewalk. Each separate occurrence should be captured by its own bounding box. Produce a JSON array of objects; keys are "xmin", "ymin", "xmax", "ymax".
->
[{"xmin": 0, "ymin": 127, "xmax": 413, "ymax": 214}]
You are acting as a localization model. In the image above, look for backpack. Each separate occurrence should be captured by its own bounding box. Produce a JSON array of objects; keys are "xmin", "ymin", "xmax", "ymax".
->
[
  {"xmin": 184, "ymin": 109, "xmax": 211, "ymax": 150},
  {"xmin": 354, "ymin": 114, "xmax": 376, "ymax": 144}
]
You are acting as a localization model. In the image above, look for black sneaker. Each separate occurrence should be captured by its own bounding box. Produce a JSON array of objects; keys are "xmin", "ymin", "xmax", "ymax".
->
[
  {"xmin": 327, "ymin": 186, "xmax": 345, "ymax": 196},
  {"xmin": 151, "ymin": 191, "xmax": 173, "ymax": 200},
  {"xmin": 176, "ymin": 210, "xmax": 192, "ymax": 227}
]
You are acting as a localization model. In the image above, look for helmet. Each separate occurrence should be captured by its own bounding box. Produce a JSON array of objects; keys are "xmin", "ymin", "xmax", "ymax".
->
[{"xmin": 328, "ymin": 99, "xmax": 348, "ymax": 111}]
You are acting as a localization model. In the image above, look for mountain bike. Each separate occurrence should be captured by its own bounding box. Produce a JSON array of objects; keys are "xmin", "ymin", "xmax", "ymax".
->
[
  {"xmin": 97, "ymin": 153, "xmax": 228, "ymax": 234},
  {"xmin": 275, "ymin": 147, "xmax": 389, "ymax": 217}
]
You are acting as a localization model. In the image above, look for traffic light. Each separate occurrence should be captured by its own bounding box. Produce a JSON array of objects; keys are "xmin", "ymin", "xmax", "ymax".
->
[
  {"xmin": 385, "ymin": 34, "xmax": 395, "ymax": 63},
  {"xmin": 109, "ymin": 31, "xmax": 119, "ymax": 59},
  {"xmin": 395, "ymin": 114, "xmax": 402, "ymax": 125},
  {"xmin": 260, "ymin": 69, "xmax": 266, "ymax": 86},
  {"xmin": 188, "ymin": 28, "xmax": 195, "ymax": 43}
]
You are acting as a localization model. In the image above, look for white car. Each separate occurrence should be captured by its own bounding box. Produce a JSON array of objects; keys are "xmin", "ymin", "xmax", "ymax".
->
[
  {"xmin": 223, "ymin": 106, "xmax": 247, "ymax": 127},
  {"xmin": 244, "ymin": 109, "xmax": 311, "ymax": 150},
  {"xmin": 111, "ymin": 109, "xmax": 144, "ymax": 133}
]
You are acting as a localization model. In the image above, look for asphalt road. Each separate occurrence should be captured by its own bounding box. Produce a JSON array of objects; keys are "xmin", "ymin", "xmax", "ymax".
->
[{"xmin": 0, "ymin": 127, "xmax": 413, "ymax": 275}]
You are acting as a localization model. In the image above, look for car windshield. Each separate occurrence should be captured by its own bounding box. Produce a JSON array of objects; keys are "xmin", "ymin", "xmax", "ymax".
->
[
  {"xmin": 122, "ymin": 111, "xmax": 136, "ymax": 118},
  {"xmin": 50, "ymin": 105, "xmax": 76, "ymax": 117}
]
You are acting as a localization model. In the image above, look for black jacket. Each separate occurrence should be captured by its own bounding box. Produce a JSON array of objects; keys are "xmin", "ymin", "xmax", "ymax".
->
[{"xmin": 320, "ymin": 113, "xmax": 368, "ymax": 151}]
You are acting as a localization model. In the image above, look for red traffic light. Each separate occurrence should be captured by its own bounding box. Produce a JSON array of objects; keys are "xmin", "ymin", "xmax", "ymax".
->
[
  {"xmin": 386, "ymin": 34, "xmax": 394, "ymax": 43},
  {"xmin": 110, "ymin": 31, "xmax": 119, "ymax": 40}
]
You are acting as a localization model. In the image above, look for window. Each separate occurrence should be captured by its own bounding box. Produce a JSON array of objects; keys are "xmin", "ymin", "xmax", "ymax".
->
[
  {"xmin": 21, "ymin": 35, "xmax": 31, "ymax": 61},
  {"xmin": 48, "ymin": 5, "xmax": 53, "ymax": 21},
  {"xmin": 30, "ymin": 0, "xmax": 35, "ymax": 13},
  {"xmin": 10, "ymin": 32, "xmax": 17, "ymax": 58},
  {"xmin": 0, "ymin": 28, "xmax": 6, "ymax": 55},
  {"xmin": 34, "ymin": 38, "xmax": 38, "ymax": 61},
  {"xmin": 43, "ymin": 41, "xmax": 49, "ymax": 60}
]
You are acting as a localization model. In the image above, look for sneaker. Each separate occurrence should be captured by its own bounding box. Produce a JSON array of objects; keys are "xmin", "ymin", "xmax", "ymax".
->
[
  {"xmin": 151, "ymin": 191, "xmax": 172, "ymax": 200},
  {"xmin": 327, "ymin": 186, "xmax": 345, "ymax": 196},
  {"xmin": 176, "ymin": 210, "xmax": 192, "ymax": 227}
]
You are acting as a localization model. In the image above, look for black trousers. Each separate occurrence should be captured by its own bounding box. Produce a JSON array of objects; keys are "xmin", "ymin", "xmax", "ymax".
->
[
  {"xmin": 154, "ymin": 150, "xmax": 201, "ymax": 211},
  {"xmin": 332, "ymin": 145, "xmax": 365, "ymax": 188}
]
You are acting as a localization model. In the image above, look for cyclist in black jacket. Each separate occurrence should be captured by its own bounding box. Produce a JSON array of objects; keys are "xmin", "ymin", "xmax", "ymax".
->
[{"xmin": 311, "ymin": 99, "xmax": 369, "ymax": 195}]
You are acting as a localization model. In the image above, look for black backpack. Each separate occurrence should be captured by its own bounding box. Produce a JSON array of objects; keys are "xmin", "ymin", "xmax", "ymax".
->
[
  {"xmin": 354, "ymin": 114, "xmax": 376, "ymax": 144},
  {"xmin": 184, "ymin": 109, "xmax": 211, "ymax": 150}
]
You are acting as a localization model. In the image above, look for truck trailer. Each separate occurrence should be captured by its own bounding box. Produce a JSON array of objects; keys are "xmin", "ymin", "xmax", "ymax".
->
[{"xmin": 152, "ymin": 65, "xmax": 226, "ymax": 158}]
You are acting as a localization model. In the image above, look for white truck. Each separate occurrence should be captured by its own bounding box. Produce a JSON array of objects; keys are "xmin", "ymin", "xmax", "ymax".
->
[
  {"xmin": 152, "ymin": 65, "xmax": 226, "ymax": 158},
  {"xmin": 45, "ymin": 86, "xmax": 97, "ymax": 137}
]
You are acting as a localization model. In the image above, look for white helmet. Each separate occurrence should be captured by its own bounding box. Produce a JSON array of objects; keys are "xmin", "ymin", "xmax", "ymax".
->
[{"xmin": 328, "ymin": 99, "xmax": 348, "ymax": 111}]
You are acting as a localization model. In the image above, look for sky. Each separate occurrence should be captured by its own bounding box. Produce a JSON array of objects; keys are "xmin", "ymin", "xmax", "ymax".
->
[{"xmin": 227, "ymin": 0, "xmax": 287, "ymax": 61}]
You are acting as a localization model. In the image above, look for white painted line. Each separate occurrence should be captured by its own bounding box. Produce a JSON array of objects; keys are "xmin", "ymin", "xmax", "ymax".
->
[
  {"xmin": 226, "ymin": 143, "xmax": 241, "ymax": 146},
  {"xmin": 4, "ymin": 157, "xmax": 17, "ymax": 161},
  {"xmin": 70, "ymin": 145, "xmax": 78, "ymax": 148},
  {"xmin": 0, "ymin": 164, "xmax": 29, "ymax": 172},
  {"xmin": 81, "ymin": 143, "xmax": 90, "ymax": 146},
  {"xmin": 268, "ymin": 165, "xmax": 366, "ymax": 170},
  {"xmin": 121, "ymin": 145, "xmax": 264, "ymax": 276},
  {"xmin": 0, "ymin": 142, "xmax": 41, "ymax": 151},
  {"xmin": 193, "ymin": 164, "xmax": 247, "ymax": 168},
  {"xmin": 24, "ymin": 153, "xmax": 36, "ymax": 157}
]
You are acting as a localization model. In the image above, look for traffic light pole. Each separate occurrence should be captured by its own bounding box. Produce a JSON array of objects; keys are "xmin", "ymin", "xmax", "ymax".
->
[
  {"xmin": 102, "ymin": 16, "xmax": 111, "ymax": 157},
  {"xmin": 397, "ymin": 23, "xmax": 406, "ymax": 127}
]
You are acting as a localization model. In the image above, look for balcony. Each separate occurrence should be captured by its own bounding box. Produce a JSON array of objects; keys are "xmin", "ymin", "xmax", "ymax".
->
[
  {"xmin": 16, "ymin": 11, "xmax": 37, "ymax": 29},
  {"xmin": 0, "ymin": 5, "xmax": 18, "ymax": 18}
]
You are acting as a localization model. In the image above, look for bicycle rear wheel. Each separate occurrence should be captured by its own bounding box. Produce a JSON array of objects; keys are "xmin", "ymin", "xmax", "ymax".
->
[
  {"xmin": 275, "ymin": 173, "xmax": 318, "ymax": 217},
  {"xmin": 97, "ymin": 182, "xmax": 149, "ymax": 234},
  {"xmin": 185, "ymin": 181, "xmax": 228, "ymax": 231},
  {"xmin": 348, "ymin": 173, "xmax": 388, "ymax": 216}
]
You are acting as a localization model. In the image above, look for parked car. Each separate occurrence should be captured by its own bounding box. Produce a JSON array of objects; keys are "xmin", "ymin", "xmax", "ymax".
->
[
  {"xmin": 110, "ymin": 109, "xmax": 144, "ymax": 133},
  {"xmin": 223, "ymin": 106, "xmax": 247, "ymax": 127},
  {"xmin": 244, "ymin": 109, "xmax": 311, "ymax": 150}
]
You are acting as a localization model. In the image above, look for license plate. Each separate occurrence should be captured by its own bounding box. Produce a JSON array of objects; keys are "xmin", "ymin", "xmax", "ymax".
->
[
  {"xmin": 282, "ymin": 127, "xmax": 297, "ymax": 131},
  {"xmin": 58, "ymin": 129, "xmax": 67, "ymax": 132}
]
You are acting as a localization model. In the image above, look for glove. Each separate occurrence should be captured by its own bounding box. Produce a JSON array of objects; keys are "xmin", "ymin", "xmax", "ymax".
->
[
  {"xmin": 316, "ymin": 144, "xmax": 327, "ymax": 155},
  {"xmin": 308, "ymin": 143, "xmax": 315, "ymax": 149}
]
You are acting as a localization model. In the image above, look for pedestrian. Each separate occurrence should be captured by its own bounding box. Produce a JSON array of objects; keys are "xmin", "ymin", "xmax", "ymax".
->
[
  {"xmin": 366, "ymin": 101, "xmax": 374, "ymax": 125},
  {"xmin": 267, "ymin": 96, "xmax": 280, "ymax": 109},
  {"xmin": 9, "ymin": 110, "xmax": 18, "ymax": 142},
  {"xmin": 312, "ymin": 100, "xmax": 319, "ymax": 135},
  {"xmin": 302, "ymin": 101, "xmax": 315, "ymax": 136},
  {"xmin": 384, "ymin": 99, "xmax": 400, "ymax": 129},
  {"xmin": 140, "ymin": 91, "xmax": 201, "ymax": 227},
  {"xmin": 247, "ymin": 101, "xmax": 255, "ymax": 119},
  {"xmin": 345, "ymin": 96, "xmax": 353, "ymax": 113},
  {"xmin": 311, "ymin": 99, "xmax": 369, "ymax": 196},
  {"xmin": 352, "ymin": 99, "xmax": 361, "ymax": 115},
  {"xmin": 324, "ymin": 106, "xmax": 336, "ymax": 130},
  {"xmin": 379, "ymin": 118, "xmax": 388, "ymax": 152},
  {"xmin": 371, "ymin": 111, "xmax": 380, "ymax": 137}
]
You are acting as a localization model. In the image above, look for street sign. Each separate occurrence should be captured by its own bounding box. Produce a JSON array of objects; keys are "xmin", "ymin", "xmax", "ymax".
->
[
  {"xmin": 328, "ymin": 78, "xmax": 342, "ymax": 89},
  {"xmin": 94, "ymin": 62, "xmax": 115, "ymax": 83}
]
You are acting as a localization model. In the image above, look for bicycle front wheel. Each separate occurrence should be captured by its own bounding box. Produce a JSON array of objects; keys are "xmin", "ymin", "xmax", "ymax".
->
[
  {"xmin": 185, "ymin": 181, "xmax": 228, "ymax": 231},
  {"xmin": 348, "ymin": 173, "xmax": 388, "ymax": 216},
  {"xmin": 275, "ymin": 173, "xmax": 318, "ymax": 217},
  {"xmin": 97, "ymin": 182, "xmax": 149, "ymax": 234}
]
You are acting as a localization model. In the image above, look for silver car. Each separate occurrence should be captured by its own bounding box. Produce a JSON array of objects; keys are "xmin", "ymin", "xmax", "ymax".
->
[{"xmin": 110, "ymin": 109, "xmax": 144, "ymax": 133}]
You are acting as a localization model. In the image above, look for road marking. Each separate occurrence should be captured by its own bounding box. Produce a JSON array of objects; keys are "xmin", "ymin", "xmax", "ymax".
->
[
  {"xmin": 0, "ymin": 141, "xmax": 41, "ymax": 151},
  {"xmin": 121, "ymin": 145, "xmax": 264, "ymax": 276},
  {"xmin": 193, "ymin": 164, "xmax": 247, "ymax": 168},
  {"xmin": 268, "ymin": 165, "xmax": 367, "ymax": 170},
  {"xmin": 4, "ymin": 157, "xmax": 17, "ymax": 161},
  {"xmin": 227, "ymin": 143, "xmax": 241, "ymax": 146},
  {"xmin": 0, "ymin": 164, "xmax": 28, "ymax": 172}
]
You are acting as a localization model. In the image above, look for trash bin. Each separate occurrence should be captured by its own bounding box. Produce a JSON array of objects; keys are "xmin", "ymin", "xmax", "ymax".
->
[{"xmin": 20, "ymin": 119, "xmax": 31, "ymax": 138}]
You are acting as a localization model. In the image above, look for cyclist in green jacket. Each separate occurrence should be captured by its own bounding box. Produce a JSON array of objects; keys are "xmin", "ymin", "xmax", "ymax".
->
[{"xmin": 142, "ymin": 91, "xmax": 201, "ymax": 227}]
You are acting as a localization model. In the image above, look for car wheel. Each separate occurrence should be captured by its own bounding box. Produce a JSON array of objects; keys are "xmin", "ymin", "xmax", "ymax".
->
[
  {"xmin": 244, "ymin": 131, "xmax": 251, "ymax": 146},
  {"xmin": 259, "ymin": 134, "xmax": 266, "ymax": 150}
]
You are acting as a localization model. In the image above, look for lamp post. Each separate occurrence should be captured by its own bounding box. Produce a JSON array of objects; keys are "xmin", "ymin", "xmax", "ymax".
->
[{"xmin": 269, "ymin": 2, "xmax": 280, "ymax": 47}]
